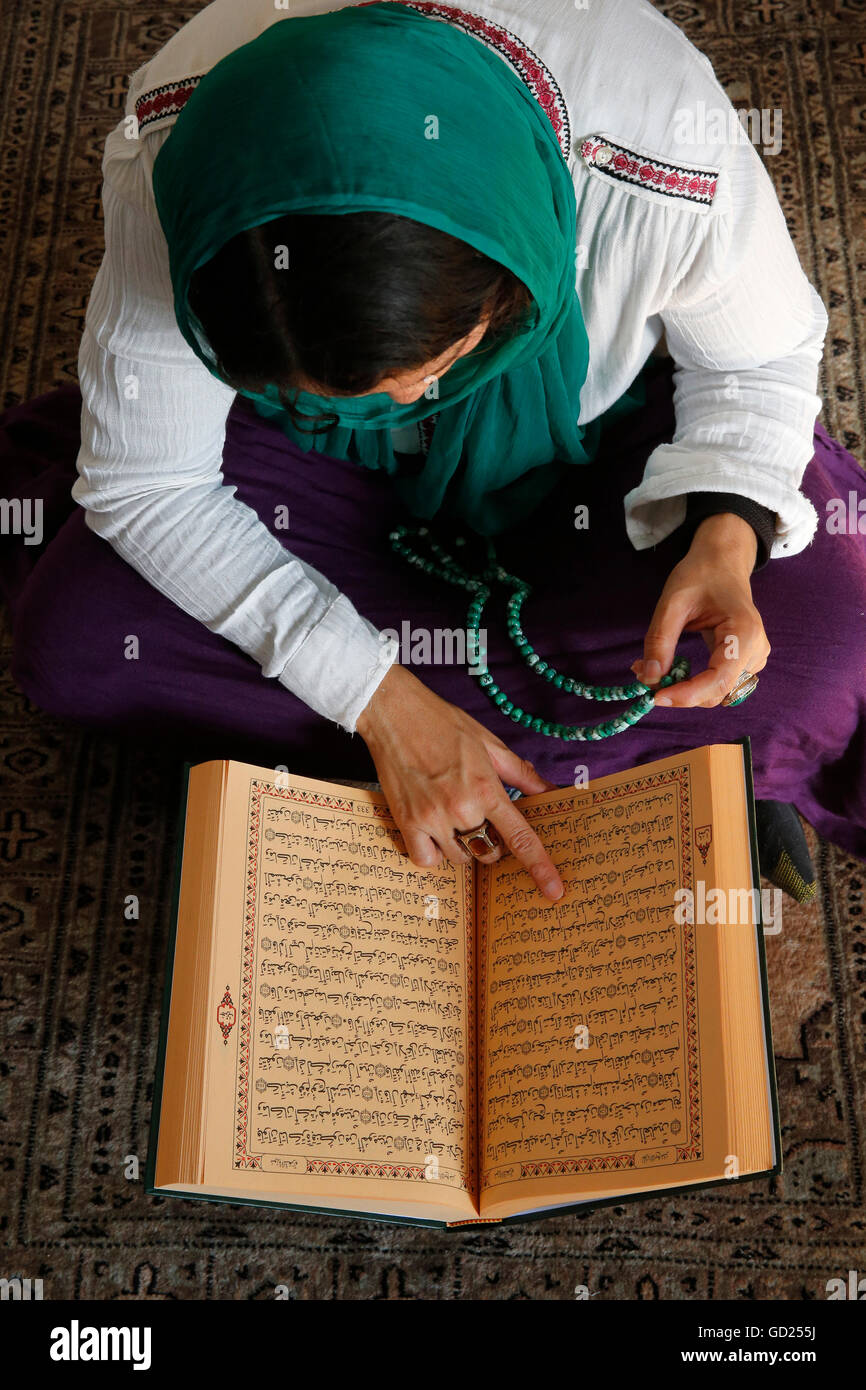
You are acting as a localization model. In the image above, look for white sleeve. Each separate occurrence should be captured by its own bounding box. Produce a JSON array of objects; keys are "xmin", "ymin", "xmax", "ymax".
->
[
  {"xmin": 623, "ymin": 133, "xmax": 828, "ymax": 561},
  {"xmin": 72, "ymin": 121, "xmax": 398, "ymax": 734}
]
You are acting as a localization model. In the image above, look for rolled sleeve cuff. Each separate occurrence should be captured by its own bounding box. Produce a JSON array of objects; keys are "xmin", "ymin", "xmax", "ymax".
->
[
  {"xmin": 624, "ymin": 452, "xmax": 819, "ymax": 561},
  {"xmin": 276, "ymin": 594, "xmax": 400, "ymax": 735}
]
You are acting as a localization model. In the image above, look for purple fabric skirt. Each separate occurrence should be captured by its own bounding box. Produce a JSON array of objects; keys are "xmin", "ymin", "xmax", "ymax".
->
[{"xmin": 3, "ymin": 368, "xmax": 866, "ymax": 861}]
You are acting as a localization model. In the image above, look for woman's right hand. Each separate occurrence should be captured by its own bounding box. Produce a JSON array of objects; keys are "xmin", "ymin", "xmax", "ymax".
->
[{"xmin": 356, "ymin": 662, "xmax": 565, "ymax": 901}]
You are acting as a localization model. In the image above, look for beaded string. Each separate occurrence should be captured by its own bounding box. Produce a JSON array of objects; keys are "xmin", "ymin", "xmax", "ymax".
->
[{"xmin": 389, "ymin": 523, "xmax": 690, "ymax": 741}]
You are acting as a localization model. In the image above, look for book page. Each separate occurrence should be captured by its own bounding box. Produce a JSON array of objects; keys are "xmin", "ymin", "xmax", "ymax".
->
[
  {"xmin": 195, "ymin": 762, "xmax": 478, "ymax": 1222},
  {"xmin": 478, "ymin": 746, "xmax": 739, "ymax": 1220}
]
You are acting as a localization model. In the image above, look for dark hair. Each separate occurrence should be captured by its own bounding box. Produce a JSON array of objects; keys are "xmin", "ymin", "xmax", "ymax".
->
[{"xmin": 186, "ymin": 212, "xmax": 534, "ymax": 433}]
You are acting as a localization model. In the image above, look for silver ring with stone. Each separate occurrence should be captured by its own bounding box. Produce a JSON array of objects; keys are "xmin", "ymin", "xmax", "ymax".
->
[
  {"xmin": 721, "ymin": 670, "xmax": 760, "ymax": 707},
  {"xmin": 454, "ymin": 821, "xmax": 500, "ymax": 857}
]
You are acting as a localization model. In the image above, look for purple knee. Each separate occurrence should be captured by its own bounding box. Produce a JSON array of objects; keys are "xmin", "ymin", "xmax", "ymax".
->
[{"xmin": 9, "ymin": 515, "xmax": 139, "ymax": 725}]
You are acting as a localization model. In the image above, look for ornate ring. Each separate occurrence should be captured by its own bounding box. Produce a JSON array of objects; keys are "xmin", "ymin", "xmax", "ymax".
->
[
  {"xmin": 454, "ymin": 820, "xmax": 500, "ymax": 857},
  {"xmin": 721, "ymin": 670, "xmax": 760, "ymax": 708}
]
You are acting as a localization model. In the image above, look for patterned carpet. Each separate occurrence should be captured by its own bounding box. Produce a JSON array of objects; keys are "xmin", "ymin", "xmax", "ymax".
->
[{"xmin": 1, "ymin": 0, "xmax": 865, "ymax": 1300}]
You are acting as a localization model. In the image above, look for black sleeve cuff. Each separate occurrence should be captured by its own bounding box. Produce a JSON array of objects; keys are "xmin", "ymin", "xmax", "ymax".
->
[{"xmin": 680, "ymin": 492, "xmax": 777, "ymax": 573}]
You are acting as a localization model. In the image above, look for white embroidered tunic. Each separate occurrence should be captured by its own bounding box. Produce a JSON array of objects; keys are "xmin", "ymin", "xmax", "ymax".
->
[{"xmin": 71, "ymin": 0, "xmax": 829, "ymax": 733}]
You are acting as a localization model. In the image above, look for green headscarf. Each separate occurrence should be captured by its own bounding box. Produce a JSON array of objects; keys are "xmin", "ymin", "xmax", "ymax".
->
[{"xmin": 152, "ymin": 2, "xmax": 614, "ymax": 535}]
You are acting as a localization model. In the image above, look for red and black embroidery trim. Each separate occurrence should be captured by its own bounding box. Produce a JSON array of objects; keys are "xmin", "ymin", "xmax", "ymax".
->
[
  {"xmin": 135, "ymin": 75, "xmax": 204, "ymax": 131},
  {"xmin": 580, "ymin": 136, "xmax": 718, "ymax": 207}
]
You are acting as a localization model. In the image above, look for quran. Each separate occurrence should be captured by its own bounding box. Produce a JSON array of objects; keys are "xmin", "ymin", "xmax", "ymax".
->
[{"xmin": 146, "ymin": 738, "xmax": 780, "ymax": 1226}]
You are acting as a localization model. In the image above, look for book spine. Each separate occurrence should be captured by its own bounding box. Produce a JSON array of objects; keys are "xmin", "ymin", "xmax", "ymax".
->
[
  {"xmin": 144, "ymin": 761, "xmax": 193, "ymax": 1194},
  {"xmin": 738, "ymin": 735, "xmax": 784, "ymax": 1178}
]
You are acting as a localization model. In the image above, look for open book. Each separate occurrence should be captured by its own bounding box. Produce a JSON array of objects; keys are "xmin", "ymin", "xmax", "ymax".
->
[{"xmin": 146, "ymin": 739, "xmax": 780, "ymax": 1226}]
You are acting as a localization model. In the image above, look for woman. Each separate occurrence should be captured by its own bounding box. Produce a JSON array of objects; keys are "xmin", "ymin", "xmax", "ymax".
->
[{"xmin": 3, "ymin": 0, "xmax": 865, "ymax": 900}]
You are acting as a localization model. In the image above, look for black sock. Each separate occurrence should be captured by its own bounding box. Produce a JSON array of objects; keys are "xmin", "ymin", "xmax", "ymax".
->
[{"xmin": 754, "ymin": 799, "xmax": 817, "ymax": 904}]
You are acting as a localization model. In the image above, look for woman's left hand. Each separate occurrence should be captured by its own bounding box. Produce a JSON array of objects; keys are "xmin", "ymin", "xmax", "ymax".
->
[{"xmin": 630, "ymin": 512, "xmax": 770, "ymax": 710}]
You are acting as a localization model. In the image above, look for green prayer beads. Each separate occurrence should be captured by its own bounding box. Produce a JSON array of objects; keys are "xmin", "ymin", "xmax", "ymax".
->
[{"xmin": 389, "ymin": 523, "xmax": 690, "ymax": 741}]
